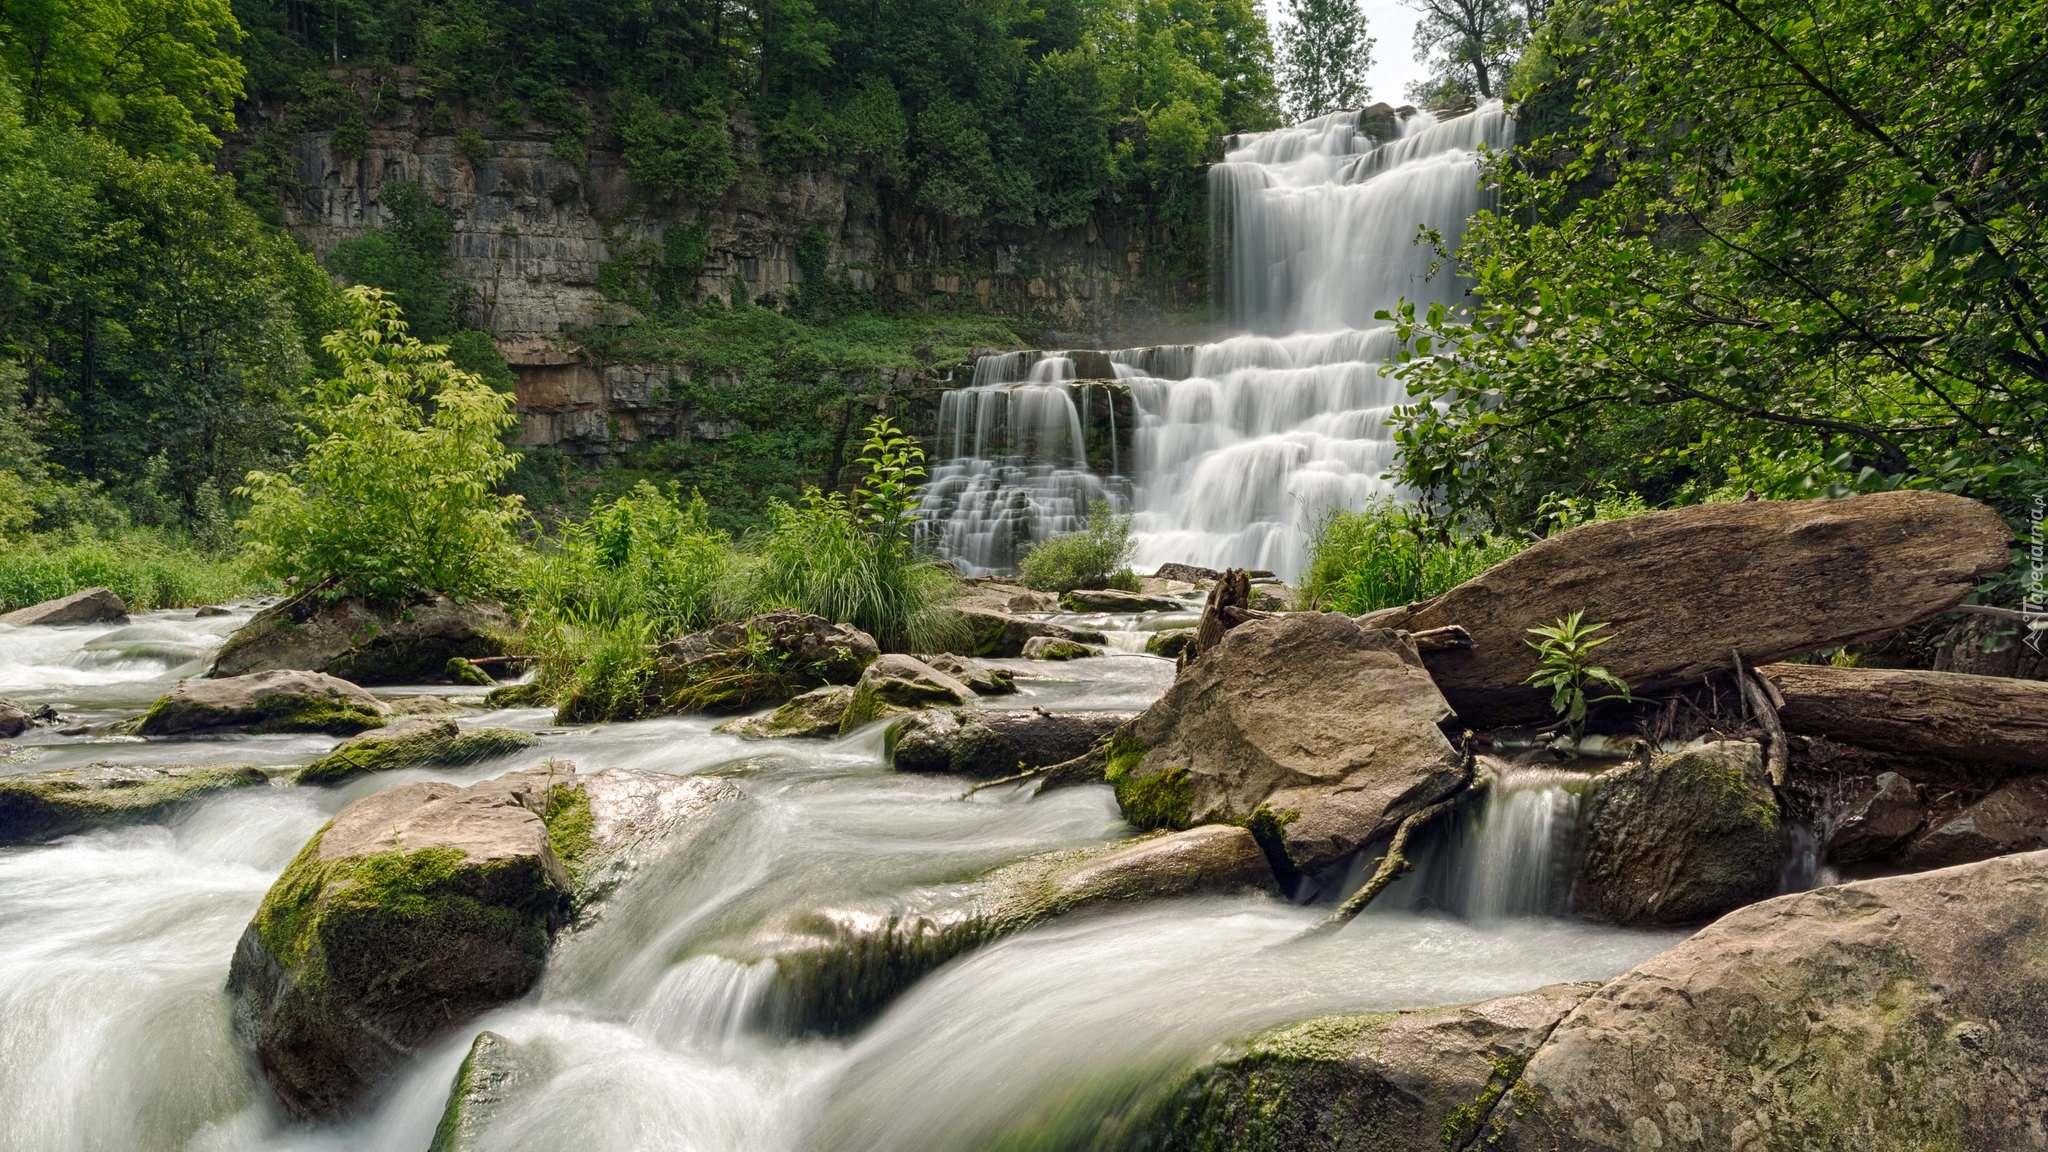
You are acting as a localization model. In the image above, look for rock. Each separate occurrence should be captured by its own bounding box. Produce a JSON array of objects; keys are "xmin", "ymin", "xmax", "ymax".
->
[
  {"xmin": 295, "ymin": 719, "xmax": 540, "ymax": 786},
  {"xmin": 1359, "ymin": 492, "xmax": 2013, "ymax": 728},
  {"xmin": 1574, "ymin": 740, "xmax": 1780, "ymax": 926},
  {"xmin": 210, "ymin": 592, "xmax": 511, "ymax": 685},
  {"xmin": 0, "ymin": 586, "xmax": 128, "ymax": 627},
  {"xmin": 485, "ymin": 681, "xmax": 551, "ymax": 709},
  {"xmin": 853, "ymin": 654, "xmax": 973, "ymax": 710},
  {"xmin": 718, "ymin": 685, "xmax": 856, "ymax": 738},
  {"xmin": 654, "ymin": 611, "xmax": 881, "ymax": 711},
  {"xmin": 1106, "ymin": 984, "xmax": 1601, "ymax": 1152},
  {"xmin": 445, "ymin": 657, "xmax": 496, "ymax": 687},
  {"xmin": 1060, "ymin": 588, "xmax": 1185, "ymax": 612},
  {"xmin": 1824, "ymin": 770, "xmax": 1927, "ymax": 864},
  {"xmin": 1021, "ymin": 636, "xmax": 1101, "ymax": 660},
  {"xmin": 1111, "ymin": 613, "xmax": 1466, "ymax": 874},
  {"xmin": 228, "ymin": 764, "xmax": 741, "ymax": 1118},
  {"xmin": 1490, "ymin": 850, "xmax": 2048, "ymax": 1151},
  {"xmin": 195, "ymin": 605, "xmax": 232, "ymax": 618},
  {"xmin": 958, "ymin": 606, "xmax": 1108, "ymax": 657},
  {"xmin": 0, "ymin": 762, "xmax": 269, "ymax": 846},
  {"xmin": 1153, "ymin": 563, "xmax": 1220, "ymax": 584},
  {"xmin": 717, "ymin": 825, "xmax": 1271, "ymax": 1033},
  {"xmin": 1759, "ymin": 662, "xmax": 2048, "ymax": 773},
  {"xmin": 891, "ymin": 708, "xmax": 1134, "ymax": 778},
  {"xmin": 920, "ymin": 653, "xmax": 1017, "ymax": 696},
  {"xmin": 0, "ymin": 697, "xmax": 28, "ymax": 738},
  {"xmin": 136, "ymin": 671, "xmax": 389, "ymax": 736},
  {"xmin": 1902, "ymin": 773, "xmax": 2048, "ymax": 869},
  {"xmin": 428, "ymin": 1031, "xmax": 553, "ymax": 1152},
  {"xmin": 1144, "ymin": 628, "xmax": 1196, "ymax": 658}
]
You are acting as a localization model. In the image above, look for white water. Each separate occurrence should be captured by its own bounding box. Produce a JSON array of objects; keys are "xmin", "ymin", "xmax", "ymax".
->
[
  {"xmin": 0, "ymin": 612, "xmax": 1684, "ymax": 1151},
  {"xmin": 924, "ymin": 103, "xmax": 1515, "ymax": 580}
]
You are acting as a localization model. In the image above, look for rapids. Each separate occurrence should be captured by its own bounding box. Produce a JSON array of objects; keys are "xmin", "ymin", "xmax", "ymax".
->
[{"xmin": 0, "ymin": 608, "xmax": 1685, "ymax": 1152}]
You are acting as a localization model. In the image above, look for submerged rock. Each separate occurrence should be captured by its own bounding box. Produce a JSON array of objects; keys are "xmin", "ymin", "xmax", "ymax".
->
[
  {"xmin": 0, "ymin": 762, "xmax": 269, "ymax": 845},
  {"xmin": 0, "ymin": 697, "xmax": 29, "ymax": 738},
  {"xmin": 294, "ymin": 719, "xmax": 540, "ymax": 786},
  {"xmin": 1360, "ymin": 492, "xmax": 2013, "ymax": 728},
  {"xmin": 0, "ymin": 586, "xmax": 128, "ymax": 628},
  {"xmin": 920, "ymin": 653, "xmax": 1017, "ymax": 696},
  {"xmin": 717, "ymin": 825, "xmax": 1272, "ymax": 1034},
  {"xmin": 1574, "ymin": 740, "xmax": 1780, "ymax": 926},
  {"xmin": 1111, "ymin": 613, "xmax": 1466, "ymax": 874},
  {"xmin": 720, "ymin": 685, "xmax": 857, "ymax": 739},
  {"xmin": 137, "ymin": 671, "xmax": 388, "ymax": 736},
  {"xmin": 1021, "ymin": 636, "xmax": 1102, "ymax": 660},
  {"xmin": 428, "ymin": 1031, "xmax": 554, "ymax": 1152},
  {"xmin": 891, "ymin": 708, "xmax": 1133, "ymax": 778},
  {"xmin": 211, "ymin": 592, "xmax": 511, "ymax": 685}
]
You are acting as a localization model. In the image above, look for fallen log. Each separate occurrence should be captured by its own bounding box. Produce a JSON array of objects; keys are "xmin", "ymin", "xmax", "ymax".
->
[{"xmin": 1756, "ymin": 663, "xmax": 2048, "ymax": 773}]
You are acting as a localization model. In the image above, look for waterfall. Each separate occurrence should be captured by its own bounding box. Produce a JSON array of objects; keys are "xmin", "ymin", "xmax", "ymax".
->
[
  {"xmin": 1389, "ymin": 762, "xmax": 1586, "ymax": 921},
  {"xmin": 924, "ymin": 103, "xmax": 1514, "ymax": 580}
]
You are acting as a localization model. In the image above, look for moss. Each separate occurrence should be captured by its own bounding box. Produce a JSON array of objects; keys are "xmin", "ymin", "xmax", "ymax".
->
[
  {"xmin": 297, "ymin": 724, "xmax": 539, "ymax": 786},
  {"xmin": 1670, "ymin": 747, "xmax": 1779, "ymax": 831},
  {"xmin": 1105, "ymin": 731, "xmax": 1192, "ymax": 831},
  {"xmin": 246, "ymin": 697, "xmax": 387, "ymax": 736},
  {"xmin": 1441, "ymin": 1054, "xmax": 1526, "ymax": 1149},
  {"xmin": 486, "ymin": 681, "xmax": 551, "ymax": 708},
  {"xmin": 539, "ymin": 782, "xmax": 594, "ymax": 877},
  {"xmin": 0, "ymin": 763, "xmax": 269, "ymax": 845},
  {"xmin": 447, "ymin": 657, "xmax": 496, "ymax": 687},
  {"xmin": 838, "ymin": 681, "xmax": 910, "ymax": 733}
]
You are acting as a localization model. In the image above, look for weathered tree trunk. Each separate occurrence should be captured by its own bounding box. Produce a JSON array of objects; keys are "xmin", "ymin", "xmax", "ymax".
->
[
  {"xmin": 1756, "ymin": 663, "xmax": 2048, "ymax": 772},
  {"xmin": 1183, "ymin": 568, "xmax": 1253, "ymax": 669}
]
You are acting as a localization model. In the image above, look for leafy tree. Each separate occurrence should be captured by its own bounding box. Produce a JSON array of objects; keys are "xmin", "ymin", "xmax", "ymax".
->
[
  {"xmin": 239, "ymin": 286, "xmax": 525, "ymax": 602},
  {"xmin": 327, "ymin": 180, "xmax": 512, "ymax": 387},
  {"xmin": 1405, "ymin": 0, "xmax": 1524, "ymax": 104},
  {"xmin": 0, "ymin": 0, "xmax": 245, "ymax": 153},
  {"xmin": 1275, "ymin": 0, "xmax": 1373, "ymax": 119}
]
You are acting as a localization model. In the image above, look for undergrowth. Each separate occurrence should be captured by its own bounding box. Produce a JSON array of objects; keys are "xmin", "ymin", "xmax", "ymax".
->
[{"xmin": 0, "ymin": 529, "xmax": 266, "ymax": 612}]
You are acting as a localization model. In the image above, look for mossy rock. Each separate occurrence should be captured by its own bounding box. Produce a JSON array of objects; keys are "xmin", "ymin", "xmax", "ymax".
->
[
  {"xmin": 446, "ymin": 657, "xmax": 495, "ymax": 687},
  {"xmin": 1144, "ymin": 628, "xmax": 1196, "ymax": 659},
  {"xmin": 0, "ymin": 762, "xmax": 269, "ymax": 845},
  {"xmin": 428, "ymin": 1031, "xmax": 553, "ymax": 1152},
  {"xmin": 1021, "ymin": 636, "xmax": 1101, "ymax": 660},
  {"xmin": 137, "ymin": 670, "xmax": 388, "ymax": 737},
  {"xmin": 485, "ymin": 681, "xmax": 552, "ymax": 709},
  {"xmin": 720, "ymin": 685, "xmax": 856, "ymax": 739},
  {"xmin": 1574, "ymin": 739, "xmax": 1780, "ymax": 925},
  {"xmin": 296, "ymin": 719, "xmax": 540, "ymax": 786}
]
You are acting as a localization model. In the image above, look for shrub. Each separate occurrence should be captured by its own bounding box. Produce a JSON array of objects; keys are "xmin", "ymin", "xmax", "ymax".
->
[
  {"xmin": 1294, "ymin": 499, "xmax": 1523, "ymax": 614},
  {"xmin": 0, "ymin": 530, "xmax": 265, "ymax": 612},
  {"xmin": 520, "ymin": 481, "xmax": 736, "ymax": 639},
  {"xmin": 238, "ymin": 287, "xmax": 526, "ymax": 604},
  {"xmin": 1019, "ymin": 502, "xmax": 1136, "ymax": 592}
]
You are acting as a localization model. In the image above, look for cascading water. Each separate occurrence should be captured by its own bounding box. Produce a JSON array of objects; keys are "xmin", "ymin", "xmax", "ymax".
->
[{"xmin": 925, "ymin": 103, "xmax": 1515, "ymax": 579}]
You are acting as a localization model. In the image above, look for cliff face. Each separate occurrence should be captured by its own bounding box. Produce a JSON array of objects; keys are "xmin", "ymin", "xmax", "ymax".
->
[{"xmin": 248, "ymin": 79, "xmax": 1206, "ymax": 457}]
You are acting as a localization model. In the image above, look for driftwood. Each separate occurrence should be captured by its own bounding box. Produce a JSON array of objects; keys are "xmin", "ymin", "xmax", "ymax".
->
[
  {"xmin": 1732, "ymin": 650, "xmax": 1790, "ymax": 786},
  {"xmin": 1295, "ymin": 736, "xmax": 1477, "ymax": 940},
  {"xmin": 1182, "ymin": 568, "xmax": 1253, "ymax": 669},
  {"xmin": 1953, "ymin": 604, "xmax": 2048, "ymax": 623},
  {"xmin": 1756, "ymin": 663, "xmax": 2048, "ymax": 773},
  {"xmin": 1407, "ymin": 625, "xmax": 1473, "ymax": 652}
]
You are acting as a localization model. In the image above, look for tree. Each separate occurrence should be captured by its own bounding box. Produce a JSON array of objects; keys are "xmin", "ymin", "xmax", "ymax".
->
[
  {"xmin": 1405, "ymin": 0, "xmax": 1524, "ymax": 104},
  {"xmin": 1275, "ymin": 0, "xmax": 1373, "ymax": 120},
  {"xmin": 0, "ymin": 0, "xmax": 245, "ymax": 154}
]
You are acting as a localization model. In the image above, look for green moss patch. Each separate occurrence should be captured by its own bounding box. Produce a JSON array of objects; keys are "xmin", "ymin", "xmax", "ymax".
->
[
  {"xmin": 297, "ymin": 723, "xmax": 539, "ymax": 786},
  {"xmin": 0, "ymin": 763, "xmax": 269, "ymax": 845},
  {"xmin": 1105, "ymin": 732, "xmax": 1192, "ymax": 831}
]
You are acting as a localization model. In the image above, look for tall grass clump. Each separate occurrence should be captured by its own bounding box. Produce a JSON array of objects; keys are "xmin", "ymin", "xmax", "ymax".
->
[
  {"xmin": 1019, "ymin": 501, "xmax": 1138, "ymax": 592},
  {"xmin": 0, "ymin": 529, "xmax": 264, "ymax": 612},
  {"xmin": 1295, "ymin": 499, "xmax": 1523, "ymax": 614}
]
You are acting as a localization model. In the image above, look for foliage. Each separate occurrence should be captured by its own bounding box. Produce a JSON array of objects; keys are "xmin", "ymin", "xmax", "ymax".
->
[
  {"xmin": 1275, "ymin": 0, "xmax": 1374, "ymax": 119},
  {"xmin": 0, "ymin": 528, "xmax": 266, "ymax": 612},
  {"xmin": 1523, "ymin": 611, "xmax": 1631, "ymax": 735},
  {"xmin": 517, "ymin": 481, "xmax": 736, "ymax": 642},
  {"xmin": 1406, "ymin": 0, "xmax": 1531, "ymax": 105},
  {"xmin": 1384, "ymin": 0, "xmax": 2048, "ymax": 553},
  {"xmin": 853, "ymin": 416, "xmax": 926, "ymax": 559},
  {"xmin": 238, "ymin": 287, "xmax": 524, "ymax": 603},
  {"xmin": 326, "ymin": 180, "xmax": 511, "ymax": 387},
  {"xmin": 0, "ymin": 0, "xmax": 246, "ymax": 154},
  {"xmin": 1293, "ymin": 498, "xmax": 1522, "ymax": 613},
  {"xmin": 1019, "ymin": 500, "xmax": 1138, "ymax": 592},
  {"xmin": 741, "ymin": 492, "xmax": 961, "ymax": 654}
]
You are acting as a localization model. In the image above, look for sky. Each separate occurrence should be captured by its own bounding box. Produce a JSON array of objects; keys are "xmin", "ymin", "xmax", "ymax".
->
[{"xmin": 1266, "ymin": 0, "xmax": 1434, "ymax": 112}]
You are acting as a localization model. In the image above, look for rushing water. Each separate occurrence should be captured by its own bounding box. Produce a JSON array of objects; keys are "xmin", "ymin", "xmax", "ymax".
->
[
  {"xmin": 923, "ymin": 104, "xmax": 1516, "ymax": 580},
  {"xmin": 0, "ymin": 610, "xmax": 1686, "ymax": 1152}
]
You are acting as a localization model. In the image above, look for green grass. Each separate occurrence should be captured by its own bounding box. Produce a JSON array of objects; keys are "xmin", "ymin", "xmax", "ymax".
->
[
  {"xmin": 1294, "ymin": 500, "xmax": 1524, "ymax": 615},
  {"xmin": 583, "ymin": 303, "xmax": 1026, "ymax": 377},
  {"xmin": 0, "ymin": 530, "xmax": 268, "ymax": 613}
]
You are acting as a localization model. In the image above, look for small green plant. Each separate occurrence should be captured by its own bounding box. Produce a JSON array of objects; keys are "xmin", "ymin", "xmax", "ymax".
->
[
  {"xmin": 854, "ymin": 415, "xmax": 925, "ymax": 559},
  {"xmin": 1523, "ymin": 611, "xmax": 1633, "ymax": 737},
  {"xmin": 1019, "ymin": 501, "xmax": 1137, "ymax": 592}
]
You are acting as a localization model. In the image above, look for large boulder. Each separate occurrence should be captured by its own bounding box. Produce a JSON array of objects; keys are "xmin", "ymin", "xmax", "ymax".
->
[
  {"xmin": 1111, "ymin": 613, "xmax": 1467, "ymax": 874},
  {"xmin": 1573, "ymin": 740, "xmax": 1780, "ymax": 926},
  {"xmin": 1, "ymin": 762, "xmax": 269, "ymax": 846},
  {"xmin": 227, "ymin": 764, "xmax": 741, "ymax": 1118},
  {"xmin": 1901, "ymin": 773, "xmax": 2048, "ymax": 869},
  {"xmin": 137, "ymin": 671, "xmax": 388, "ymax": 736},
  {"xmin": 294, "ymin": 719, "xmax": 540, "ymax": 786},
  {"xmin": 1489, "ymin": 850, "xmax": 2048, "ymax": 1151},
  {"xmin": 211, "ymin": 592, "xmax": 511, "ymax": 685},
  {"xmin": 852, "ymin": 654, "xmax": 973, "ymax": 711},
  {"xmin": 716, "ymin": 825, "xmax": 1270, "ymax": 1033},
  {"xmin": 654, "ymin": 611, "xmax": 880, "ymax": 711},
  {"xmin": 891, "ymin": 708, "xmax": 1134, "ymax": 778},
  {"xmin": 1759, "ymin": 662, "xmax": 2048, "ymax": 773},
  {"xmin": 1359, "ymin": 493, "xmax": 2013, "ymax": 728},
  {"xmin": 958, "ymin": 606, "xmax": 1108, "ymax": 658},
  {"xmin": 0, "ymin": 586, "xmax": 128, "ymax": 627},
  {"xmin": 0, "ymin": 696, "xmax": 29, "ymax": 738}
]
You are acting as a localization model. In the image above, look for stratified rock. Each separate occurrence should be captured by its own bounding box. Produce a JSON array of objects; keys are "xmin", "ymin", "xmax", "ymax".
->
[
  {"xmin": 428, "ymin": 1031, "xmax": 553, "ymax": 1152},
  {"xmin": 920, "ymin": 653, "xmax": 1017, "ymax": 696},
  {"xmin": 718, "ymin": 685, "xmax": 856, "ymax": 739},
  {"xmin": 1902, "ymin": 773, "xmax": 2048, "ymax": 869},
  {"xmin": 891, "ymin": 708, "xmax": 1133, "ymax": 778},
  {"xmin": 1360, "ymin": 492, "xmax": 2013, "ymax": 727},
  {"xmin": 1574, "ymin": 740, "xmax": 1780, "ymax": 926},
  {"xmin": 1825, "ymin": 770, "xmax": 1926, "ymax": 865},
  {"xmin": 1759, "ymin": 662, "xmax": 2048, "ymax": 773},
  {"xmin": 211, "ymin": 592, "xmax": 511, "ymax": 685},
  {"xmin": 0, "ymin": 697, "xmax": 29, "ymax": 738},
  {"xmin": 1144, "ymin": 628, "xmax": 1196, "ymax": 659},
  {"xmin": 0, "ymin": 762, "xmax": 269, "ymax": 845},
  {"xmin": 295, "ymin": 719, "xmax": 539, "ymax": 786},
  {"xmin": 1104, "ymin": 984, "xmax": 1600, "ymax": 1152},
  {"xmin": 1112, "ymin": 613, "xmax": 1466, "ymax": 873},
  {"xmin": 958, "ymin": 607, "xmax": 1108, "ymax": 658},
  {"xmin": 1021, "ymin": 636, "xmax": 1101, "ymax": 660},
  {"xmin": 137, "ymin": 671, "xmax": 388, "ymax": 736},
  {"xmin": 1061, "ymin": 588, "xmax": 1185, "ymax": 612},
  {"xmin": 0, "ymin": 587, "xmax": 128, "ymax": 628},
  {"xmin": 1490, "ymin": 850, "xmax": 2048, "ymax": 1151},
  {"xmin": 717, "ymin": 825, "xmax": 1271, "ymax": 1033}
]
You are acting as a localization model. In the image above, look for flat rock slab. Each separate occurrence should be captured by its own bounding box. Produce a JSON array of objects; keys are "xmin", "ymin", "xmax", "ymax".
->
[
  {"xmin": 1362, "ymin": 492, "xmax": 2012, "ymax": 728},
  {"xmin": 137, "ymin": 670, "xmax": 388, "ymax": 736},
  {"xmin": 0, "ymin": 586, "xmax": 128, "ymax": 628},
  {"xmin": 1061, "ymin": 588, "xmax": 1186, "ymax": 612},
  {"xmin": 211, "ymin": 592, "xmax": 510, "ymax": 685},
  {"xmin": 1760, "ymin": 662, "xmax": 2048, "ymax": 772},
  {"xmin": 891, "ymin": 708, "xmax": 1135, "ymax": 778},
  {"xmin": 0, "ymin": 762, "xmax": 268, "ymax": 845},
  {"xmin": 1491, "ymin": 850, "xmax": 2048, "ymax": 1151},
  {"xmin": 295, "ymin": 719, "xmax": 540, "ymax": 785},
  {"xmin": 1115, "ymin": 612, "xmax": 1466, "ymax": 873}
]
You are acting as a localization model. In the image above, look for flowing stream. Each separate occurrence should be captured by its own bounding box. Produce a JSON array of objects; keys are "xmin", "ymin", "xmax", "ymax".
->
[
  {"xmin": 923, "ymin": 104, "xmax": 1515, "ymax": 580},
  {"xmin": 0, "ymin": 608, "xmax": 1684, "ymax": 1152}
]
